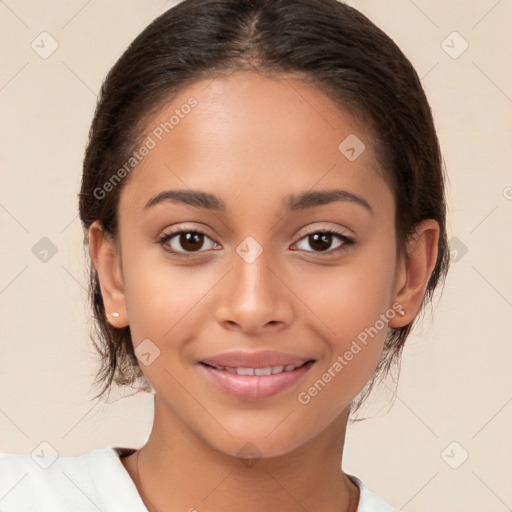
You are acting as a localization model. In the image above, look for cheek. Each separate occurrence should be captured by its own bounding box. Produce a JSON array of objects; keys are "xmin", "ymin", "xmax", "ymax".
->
[
  {"xmin": 296, "ymin": 243, "xmax": 397, "ymax": 342},
  {"xmin": 293, "ymin": 244, "xmax": 396, "ymax": 406},
  {"xmin": 296, "ymin": 305, "xmax": 391, "ymax": 422},
  {"xmin": 120, "ymin": 238, "xmax": 215, "ymax": 344}
]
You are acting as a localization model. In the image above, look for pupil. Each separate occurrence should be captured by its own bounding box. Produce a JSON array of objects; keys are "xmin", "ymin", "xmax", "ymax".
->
[
  {"xmin": 181, "ymin": 232, "xmax": 203, "ymax": 251},
  {"xmin": 310, "ymin": 233, "xmax": 331, "ymax": 252}
]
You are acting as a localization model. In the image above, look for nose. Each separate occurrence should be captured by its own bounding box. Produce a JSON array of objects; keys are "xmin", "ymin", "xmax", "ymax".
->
[{"xmin": 215, "ymin": 242, "xmax": 294, "ymax": 334}]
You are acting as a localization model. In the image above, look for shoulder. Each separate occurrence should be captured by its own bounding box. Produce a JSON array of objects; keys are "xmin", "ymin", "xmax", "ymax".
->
[
  {"xmin": 349, "ymin": 474, "xmax": 399, "ymax": 512},
  {"xmin": 0, "ymin": 446, "xmax": 146, "ymax": 512}
]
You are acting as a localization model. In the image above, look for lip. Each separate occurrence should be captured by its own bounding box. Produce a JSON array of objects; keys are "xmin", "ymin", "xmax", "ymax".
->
[
  {"xmin": 200, "ymin": 350, "xmax": 312, "ymax": 368},
  {"xmin": 198, "ymin": 350, "xmax": 315, "ymax": 401}
]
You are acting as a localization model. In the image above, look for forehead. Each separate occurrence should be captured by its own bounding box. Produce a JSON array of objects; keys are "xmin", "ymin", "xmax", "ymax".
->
[{"xmin": 120, "ymin": 71, "xmax": 391, "ymax": 215}]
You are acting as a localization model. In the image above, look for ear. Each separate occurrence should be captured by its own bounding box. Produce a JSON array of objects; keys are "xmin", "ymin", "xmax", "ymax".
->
[
  {"xmin": 389, "ymin": 219, "xmax": 440, "ymax": 328},
  {"xmin": 88, "ymin": 220, "xmax": 128, "ymax": 328}
]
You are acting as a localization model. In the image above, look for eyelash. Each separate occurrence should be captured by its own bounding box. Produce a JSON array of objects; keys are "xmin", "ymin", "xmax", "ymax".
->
[{"xmin": 157, "ymin": 227, "xmax": 354, "ymax": 257}]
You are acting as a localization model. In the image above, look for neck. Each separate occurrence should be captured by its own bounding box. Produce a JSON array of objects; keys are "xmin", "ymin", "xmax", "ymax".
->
[{"xmin": 123, "ymin": 394, "xmax": 359, "ymax": 512}]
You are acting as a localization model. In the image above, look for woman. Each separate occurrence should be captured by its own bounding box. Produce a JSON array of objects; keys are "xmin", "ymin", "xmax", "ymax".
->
[{"xmin": 0, "ymin": 1, "xmax": 449, "ymax": 510}]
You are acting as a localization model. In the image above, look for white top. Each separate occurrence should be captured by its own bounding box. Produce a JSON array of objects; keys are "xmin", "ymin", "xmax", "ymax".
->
[{"xmin": 0, "ymin": 446, "xmax": 398, "ymax": 511}]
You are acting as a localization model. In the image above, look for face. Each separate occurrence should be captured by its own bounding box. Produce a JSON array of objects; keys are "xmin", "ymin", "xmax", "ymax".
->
[{"xmin": 105, "ymin": 71, "xmax": 405, "ymax": 458}]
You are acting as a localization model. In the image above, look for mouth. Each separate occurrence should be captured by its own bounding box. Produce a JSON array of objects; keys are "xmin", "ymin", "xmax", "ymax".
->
[
  {"xmin": 200, "ymin": 360, "xmax": 313, "ymax": 375},
  {"xmin": 198, "ymin": 356, "xmax": 316, "ymax": 401}
]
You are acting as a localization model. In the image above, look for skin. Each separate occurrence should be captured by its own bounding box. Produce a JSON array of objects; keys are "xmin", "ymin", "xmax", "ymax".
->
[{"xmin": 88, "ymin": 71, "xmax": 439, "ymax": 512}]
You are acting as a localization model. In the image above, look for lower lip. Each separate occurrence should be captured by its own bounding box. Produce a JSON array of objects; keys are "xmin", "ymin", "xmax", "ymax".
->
[{"xmin": 199, "ymin": 361, "xmax": 314, "ymax": 401}]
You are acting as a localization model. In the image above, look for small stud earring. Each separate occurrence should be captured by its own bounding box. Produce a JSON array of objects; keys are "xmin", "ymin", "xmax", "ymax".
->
[
  {"xmin": 397, "ymin": 309, "xmax": 406, "ymax": 317},
  {"xmin": 110, "ymin": 312, "xmax": 120, "ymax": 318}
]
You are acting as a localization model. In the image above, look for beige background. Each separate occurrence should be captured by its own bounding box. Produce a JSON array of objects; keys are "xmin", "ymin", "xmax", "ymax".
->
[{"xmin": 0, "ymin": 1, "xmax": 511, "ymax": 511}]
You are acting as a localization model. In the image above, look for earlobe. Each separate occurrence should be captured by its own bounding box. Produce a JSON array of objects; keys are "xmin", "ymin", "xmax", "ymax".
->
[
  {"xmin": 389, "ymin": 219, "xmax": 440, "ymax": 328},
  {"xmin": 88, "ymin": 221, "xmax": 128, "ymax": 328}
]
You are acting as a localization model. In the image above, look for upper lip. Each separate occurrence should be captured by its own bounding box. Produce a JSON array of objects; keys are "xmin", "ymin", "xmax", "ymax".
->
[{"xmin": 200, "ymin": 350, "xmax": 314, "ymax": 368}]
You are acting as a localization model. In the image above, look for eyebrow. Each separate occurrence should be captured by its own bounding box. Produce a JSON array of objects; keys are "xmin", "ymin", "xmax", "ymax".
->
[{"xmin": 144, "ymin": 188, "xmax": 372, "ymax": 213}]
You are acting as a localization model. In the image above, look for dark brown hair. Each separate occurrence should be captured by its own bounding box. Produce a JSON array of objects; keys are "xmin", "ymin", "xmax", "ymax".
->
[{"xmin": 78, "ymin": 0, "xmax": 449, "ymax": 417}]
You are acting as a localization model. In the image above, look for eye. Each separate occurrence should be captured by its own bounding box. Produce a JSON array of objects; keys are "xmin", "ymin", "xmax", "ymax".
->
[
  {"xmin": 294, "ymin": 229, "xmax": 354, "ymax": 254},
  {"xmin": 158, "ymin": 228, "xmax": 220, "ymax": 255},
  {"xmin": 157, "ymin": 227, "xmax": 353, "ymax": 256}
]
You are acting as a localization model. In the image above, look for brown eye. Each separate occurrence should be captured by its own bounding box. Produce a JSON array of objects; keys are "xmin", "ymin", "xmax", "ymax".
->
[
  {"xmin": 308, "ymin": 233, "xmax": 335, "ymax": 252},
  {"xmin": 295, "ymin": 230, "xmax": 354, "ymax": 254},
  {"xmin": 158, "ymin": 230, "xmax": 220, "ymax": 254},
  {"xmin": 177, "ymin": 232, "xmax": 205, "ymax": 252}
]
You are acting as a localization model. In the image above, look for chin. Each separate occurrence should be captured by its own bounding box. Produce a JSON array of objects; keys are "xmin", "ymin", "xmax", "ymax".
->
[{"xmin": 203, "ymin": 427, "xmax": 315, "ymax": 462}]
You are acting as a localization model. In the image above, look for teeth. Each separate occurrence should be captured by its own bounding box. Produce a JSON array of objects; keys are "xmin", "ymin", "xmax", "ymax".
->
[
  {"xmin": 211, "ymin": 363, "xmax": 301, "ymax": 375},
  {"xmin": 255, "ymin": 367, "xmax": 272, "ymax": 376},
  {"xmin": 236, "ymin": 367, "xmax": 254, "ymax": 376}
]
